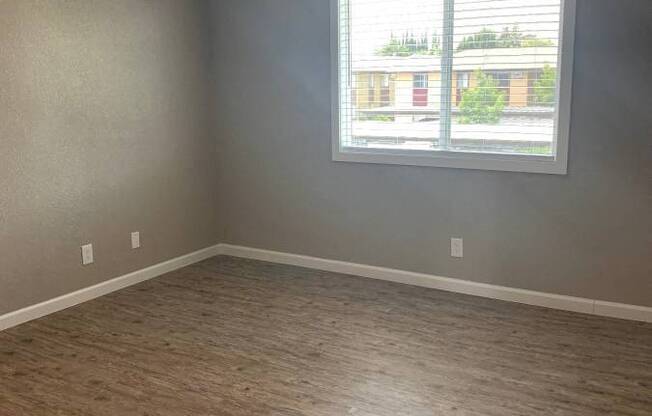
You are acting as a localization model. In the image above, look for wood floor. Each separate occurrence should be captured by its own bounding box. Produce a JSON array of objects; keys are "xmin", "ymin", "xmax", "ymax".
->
[{"xmin": 1, "ymin": 256, "xmax": 650, "ymax": 416}]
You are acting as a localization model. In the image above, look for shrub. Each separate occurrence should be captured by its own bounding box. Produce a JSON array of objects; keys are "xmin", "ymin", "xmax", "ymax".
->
[
  {"xmin": 533, "ymin": 65, "xmax": 556, "ymax": 106},
  {"xmin": 458, "ymin": 70, "xmax": 505, "ymax": 124}
]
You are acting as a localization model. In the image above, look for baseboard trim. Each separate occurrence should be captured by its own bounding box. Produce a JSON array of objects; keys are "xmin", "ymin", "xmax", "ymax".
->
[
  {"xmin": 219, "ymin": 244, "xmax": 652, "ymax": 323},
  {"xmin": 0, "ymin": 244, "xmax": 222, "ymax": 332},
  {"xmin": 593, "ymin": 300, "xmax": 652, "ymax": 323},
  {"xmin": 2, "ymin": 242, "xmax": 649, "ymax": 332}
]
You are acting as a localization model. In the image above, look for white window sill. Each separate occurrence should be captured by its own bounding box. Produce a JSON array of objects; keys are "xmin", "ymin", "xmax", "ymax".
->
[{"xmin": 333, "ymin": 147, "xmax": 568, "ymax": 175}]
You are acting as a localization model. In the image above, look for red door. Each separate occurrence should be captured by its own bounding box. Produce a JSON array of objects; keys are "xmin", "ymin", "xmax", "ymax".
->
[
  {"xmin": 412, "ymin": 73, "xmax": 428, "ymax": 107},
  {"xmin": 413, "ymin": 88, "xmax": 428, "ymax": 106}
]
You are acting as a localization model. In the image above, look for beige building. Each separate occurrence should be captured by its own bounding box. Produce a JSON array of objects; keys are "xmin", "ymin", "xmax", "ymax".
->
[{"xmin": 352, "ymin": 47, "xmax": 558, "ymax": 111}]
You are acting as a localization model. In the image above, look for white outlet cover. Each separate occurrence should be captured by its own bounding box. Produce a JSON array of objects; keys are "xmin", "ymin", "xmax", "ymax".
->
[
  {"xmin": 451, "ymin": 238, "xmax": 463, "ymax": 258},
  {"xmin": 81, "ymin": 244, "xmax": 94, "ymax": 265},
  {"xmin": 131, "ymin": 232, "xmax": 141, "ymax": 249}
]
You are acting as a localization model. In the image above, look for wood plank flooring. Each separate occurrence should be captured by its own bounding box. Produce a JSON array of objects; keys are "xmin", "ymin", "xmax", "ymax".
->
[{"xmin": 1, "ymin": 255, "xmax": 651, "ymax": 416}]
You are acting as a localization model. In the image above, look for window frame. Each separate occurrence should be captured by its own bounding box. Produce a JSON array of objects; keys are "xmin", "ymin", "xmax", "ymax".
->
[
  {"xmin": 330, "ymin": 0, "xmax": 576, "ymax": 175},
  {"xmin": 382, "ymin": 74, "xmax": 390, "ymax": 88},
  {"xmin": 457, "ymin": 72, "xmax": 470, "ymax": 89},
  {"xmin": 413, "ymin": 73, "xmax": 429, "ymax": 89}
]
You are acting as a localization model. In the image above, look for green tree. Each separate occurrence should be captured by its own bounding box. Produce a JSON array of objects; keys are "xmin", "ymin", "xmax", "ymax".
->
[
  {"xmin": 458, "ymin": 70, "xmax": 506, "ymax": 124},
  {"xmin": 457, "ymin": 26, "xmax": 553, "ymax": 51},
  {"xmin": 378, "ymin": 33, "xmax": 402, "ymax": 56},
  {"xmin": 522, "ymin": 37, "xmax": 554, "ymax": 47},
  {"xmin": 378, "ymin": 33, "xmax": 409, "ymax": 56},
  {"xmin": 377, "ymin": 32, "xmax": 439, "ymax": 56},
  {"xmin": 457, "ymin": 28, "xmax": 498, "ymax": 51},
  {"xmin": 498, "ymin": 26, "xmax": 523, "ymax": 48},
  {"xmin": 533, "ymin": 65, "xmax": 556, "ymax": 106},
  {"xmin": 429, "ymin": 33, "xmax": 441, "ymax": 55}
]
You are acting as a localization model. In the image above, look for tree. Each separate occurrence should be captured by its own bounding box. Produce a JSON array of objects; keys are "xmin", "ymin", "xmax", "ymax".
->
[
  {"xmin": 498, "ymin": 26, "xmax": 523, "ymax": 48},
  {"xmin": 377, "ymin": 32, "xmax": 440, "ymax": 56},
  {"xmin": 429, "ymin": 33, "xmax": 441, "ymax": 55},
  {"xmin": 458, "ymin": 70, "xmax": 506, "ymax": 124},
  {"xmin": 522, "ymin": 37, "xmax": 554, "ymax": 47},
  {"xmin": 457, "ymin": 26, "xmax": 553, "ymax": 51},
  {"xmin": 457, "ymin": 28, "xmax": 498, "ymax": 51},
  {"xmin": 533, "ymin": 65, "xmax": 556, "ymax": 106},
  {"xmin": 378, "ymin": 33, "xmax": 400, "ymax": 56}
]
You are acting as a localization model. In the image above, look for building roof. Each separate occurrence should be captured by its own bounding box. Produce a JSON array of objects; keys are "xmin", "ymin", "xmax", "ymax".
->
[{"xmin": 352, "ymin": 47, "xmax": 558, "ymax": 73}]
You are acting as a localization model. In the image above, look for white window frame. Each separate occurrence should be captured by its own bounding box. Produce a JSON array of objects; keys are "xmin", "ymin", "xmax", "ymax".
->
[
  {"xmin": 331, "ymin": 0, "xmax": 576, "ymax": 175},
  {"xmin": 413, "ymin": 73, "xmax": 429, "ymax": 89}
]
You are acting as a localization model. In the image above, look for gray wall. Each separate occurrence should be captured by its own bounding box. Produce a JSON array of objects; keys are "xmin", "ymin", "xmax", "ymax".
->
[
  {"xmin": 1, "ymin": 0, "xmax": 649, "ymax": 316},
  {"xmin": 0, "ymin": 0, "xmax": 219, "ymax": 314},
  {"xmin": 212, "ymin": 0, "xmax": 652, "ymax": 306}
]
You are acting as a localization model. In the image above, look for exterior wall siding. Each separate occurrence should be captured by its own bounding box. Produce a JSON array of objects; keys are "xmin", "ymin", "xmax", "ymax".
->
[
  {"xmin": 355, "ymin": 69, "xmax": 544, "ymax": 109},
  {"xmin": 508, "ymin": 71, "xmax": 529, "ymax": 107}
]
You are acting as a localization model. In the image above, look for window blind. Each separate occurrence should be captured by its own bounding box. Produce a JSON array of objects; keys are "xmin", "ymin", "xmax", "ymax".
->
[{"xmin": 337, "ymin": 0, "xmax": 565, "ymax": 157}]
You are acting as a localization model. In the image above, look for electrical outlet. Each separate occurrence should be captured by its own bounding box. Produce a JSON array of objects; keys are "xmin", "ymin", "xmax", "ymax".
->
[
  {"xmin": 131, "ymin": 231, "xmax": 140, "ymax": 249},
  {"xmin": 81, "ymin": 244, "xmax": 94, "ymax": 265},
  {"xmin": 451, "ymin": 238, "xmax": 463, "ymax": 258}
]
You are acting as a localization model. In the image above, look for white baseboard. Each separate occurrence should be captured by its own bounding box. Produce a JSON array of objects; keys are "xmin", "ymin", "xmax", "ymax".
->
[
  {"xmin": 2, "ymin": 242, "xmax": 649, "ymax": 332},
  {"xmin": 0, "ymin": 244, "xmax": 222, "ymax": 332},
  {"xmin": 219, "ymin": 244, "xmax": 652, "ymax": 323},
  {"xmin": 593, "ymin": 300, "xmax": 652, "ymax": 323}
]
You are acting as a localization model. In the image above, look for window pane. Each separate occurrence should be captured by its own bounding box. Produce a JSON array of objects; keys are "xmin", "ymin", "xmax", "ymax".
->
[
  {"xmin": 340, "ymin": 0, "xmax": 563, "ymax": 156},
  {"xmin": 450, "ymin": 0, "xmax": 561, "ymax": 155},
  {"xmin": 346, "ymin": 0, "xmax": 445, "ymax": 150}
]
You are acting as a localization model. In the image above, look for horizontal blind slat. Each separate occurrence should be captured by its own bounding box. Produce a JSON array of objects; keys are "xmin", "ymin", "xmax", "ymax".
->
[{"xmin": 339, "ymin": 0, "xmax": 563, "ymax": 157}]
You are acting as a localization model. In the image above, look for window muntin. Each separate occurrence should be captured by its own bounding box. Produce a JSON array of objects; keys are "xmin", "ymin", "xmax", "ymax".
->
[
  {"xmin": 333, "ymin": 0, "xmax": 575, "ymax": 174},
  {"xmin": 413, "ymin": 73, "xmax": 429, "ymax": 89}
]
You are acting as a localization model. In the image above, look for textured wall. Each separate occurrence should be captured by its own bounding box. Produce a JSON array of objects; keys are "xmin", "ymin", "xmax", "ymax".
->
[
  {"xmin": 0, "ymin": 0, "xmax": 219, "ymax": 314},
  {"xmin": 1, "ymin": 0, "xmax": 649, "ymax": 316},
  {"xmin": 211, "ymin": 0, "xmax": 652, "ymax": 306}
]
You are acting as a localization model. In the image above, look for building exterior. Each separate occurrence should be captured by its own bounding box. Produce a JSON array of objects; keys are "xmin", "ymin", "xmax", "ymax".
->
[{"xmin": 351, "ymin": 47, "xmax": 558, "ymax": 114}]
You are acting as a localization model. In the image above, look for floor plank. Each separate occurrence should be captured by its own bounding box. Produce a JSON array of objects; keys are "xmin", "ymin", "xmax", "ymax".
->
[{"xmin": 1, "ymin": 255, "xmax": 651, "ymax": 416}]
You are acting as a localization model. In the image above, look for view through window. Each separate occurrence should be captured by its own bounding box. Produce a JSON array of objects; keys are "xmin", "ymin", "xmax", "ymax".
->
[{"xmin": 336, "ymin": 0, "xmax": 570, "ymax": 164}]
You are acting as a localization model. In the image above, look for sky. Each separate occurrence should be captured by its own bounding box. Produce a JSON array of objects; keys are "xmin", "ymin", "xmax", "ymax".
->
[{"xmin": 349, "ymin": 0, "xmax": 562, "ymax": 57}]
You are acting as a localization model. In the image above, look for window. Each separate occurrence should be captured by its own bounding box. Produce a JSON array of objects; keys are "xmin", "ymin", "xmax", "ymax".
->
[
  {"xmin": 367, "ymin": 74, "xmax": 378, "ymax": 107},
  {"xmin": 413, "ymin": 73, "xmax": 428, "ymax": 89},
  {"xmin": 413, "ymin": 73, "xmax": 429, "ymax": 107},
  {"xmin": 382, "ymin": 74, "xmax": 391, "ymax": 88},
  {"xmin": 457, "ymin": 72, "xmax": 470, "ymax": 89},
  {"xmin": 381, "ymin": 74, "xmax": 392, "ymax": 106},
  {"xmin": 489, "ymin": 71, "xmax": 511, "ymax": 95},
  {"xmin": 455, "ymin": 71, "xmax": 470, "ymax": 105},
  {"xmin": 332, "ymin": 0, "xmax": 576, "ymax": 174}
]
